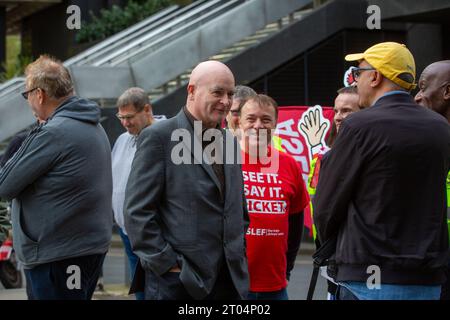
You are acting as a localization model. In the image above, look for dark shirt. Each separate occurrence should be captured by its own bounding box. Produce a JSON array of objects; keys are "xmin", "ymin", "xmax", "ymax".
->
[{"xmin": 183, "ymin": 106, "xmax": 226, "ymax": 197}]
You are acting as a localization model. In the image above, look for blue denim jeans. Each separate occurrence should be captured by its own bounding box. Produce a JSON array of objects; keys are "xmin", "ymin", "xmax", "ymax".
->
[
  {"xmin": 119, "ymin": 228, "xmax": 145, "ymax": 300},
  {"xmin": 339, "ymin": 281, "xmax": 441, "ymax": 300},
  {"xmin": 247, "ymin": 288, "xmax": 289, "ymax": 300},
  {"xmin": 24, "ymin": 253, "xmax": 105, "ymax": 300}
]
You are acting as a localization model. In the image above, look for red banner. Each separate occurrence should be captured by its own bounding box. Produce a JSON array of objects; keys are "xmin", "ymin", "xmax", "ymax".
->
[{"xmin": 274, "ymin": 106, "xmax": 334, "ymax": 231}]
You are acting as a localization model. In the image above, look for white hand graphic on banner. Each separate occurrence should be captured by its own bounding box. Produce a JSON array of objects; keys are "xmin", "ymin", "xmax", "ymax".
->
[{"xmin": 298, "ymin": 105, "xmax": 329, "ymax": 144}]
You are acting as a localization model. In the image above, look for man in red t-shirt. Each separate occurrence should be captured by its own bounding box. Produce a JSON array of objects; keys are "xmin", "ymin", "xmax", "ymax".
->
[{"xmin": 238, "ymin": 94, "xmax": 310, "ymax": 300}]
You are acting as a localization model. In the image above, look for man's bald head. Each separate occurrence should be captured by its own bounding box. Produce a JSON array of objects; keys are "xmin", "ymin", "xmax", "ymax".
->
[
  {"xmin": 186, "ymin": 61, "xmax": 235, "ymax": 128},
  {"xmin": 415, "ymin": 60, "xmax": 450, "ymax": 123},
  {"xmin": 423, "ymin": 61, "xmax": 450, "ymax": 82},
  {"xmin": 188, "ymin": 60, "xmax": 235, "ymax": 87}
]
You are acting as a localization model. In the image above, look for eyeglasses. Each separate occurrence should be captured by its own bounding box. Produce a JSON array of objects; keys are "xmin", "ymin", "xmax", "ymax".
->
[
  {"xmin": 351, "ymin": 67, "xmax": 376, "ymax": 80},
  {"xmin": 21, "ymin": 87, "xmax": 39, "ymax": 100},
  {"xmin": 116, "ymin": 111, "xmax": 141, "ymax": 121}
]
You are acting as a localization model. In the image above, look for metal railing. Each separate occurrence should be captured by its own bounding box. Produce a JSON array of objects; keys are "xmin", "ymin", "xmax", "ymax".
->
[
  {"xmin": 64, "ymin": 5, "xmax": 181, "ymax": 67},
  {"xmin": 1, "ymin": 0, "xmax": 313, "ymax": 143},
  {"xmin": 92, "ymin": 0, "xmax": 242, "ymax": 66},
  {"xmin": 0, "ymin": 77, "xmax": 25, "ymax": 99},
  {"xmin": 64, "ymin": 0, "xmax": 220, "ymax": 67},
  {"xmin": 0, "ymin": 2, "xmax": 215, "ymax": 142}
]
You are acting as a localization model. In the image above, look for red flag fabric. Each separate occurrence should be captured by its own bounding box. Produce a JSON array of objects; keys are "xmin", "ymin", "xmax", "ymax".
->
[{"xmin": 274, "ymin": 106, "xmax": 334, "ymax": 232}]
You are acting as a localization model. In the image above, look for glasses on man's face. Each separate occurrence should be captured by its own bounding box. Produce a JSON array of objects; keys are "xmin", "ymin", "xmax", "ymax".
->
[
  {"xmin": 116, "ymin": 111, "xmax": 140, "ymax": 121},
  {"xmin": 21, "ymin": 87, "xmax": 39, "ymax": 100},
  {"xmin": 351, "ymin": 67, "xmax": 376, "ymax": 81}
]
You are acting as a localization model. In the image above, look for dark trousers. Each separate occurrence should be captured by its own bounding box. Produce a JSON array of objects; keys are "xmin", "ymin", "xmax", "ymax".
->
[
  {"xmin": 204, "ymin": 263, "xmax": 241, "ymax": 300},
  {"xmin": 24, "ymin": 253, "xmax": 106, "ymax": 300},
  {"xmin": 441, "ymin": 259, "xmax": 450, "ymax": 300},
  {"xmin": 336, "ymin": 285, "xmax": 359, "ymax": 300},
  {"xmin": 119, "ymin": 228, "xmax": 145, "ymax": 300},
  {"xmin": 144, "ymin": 263, "xmax": 241, "ymax": 300},
  {"xmin": 248, "ymin": 288, "xmax": 288, "ymax": 300}
]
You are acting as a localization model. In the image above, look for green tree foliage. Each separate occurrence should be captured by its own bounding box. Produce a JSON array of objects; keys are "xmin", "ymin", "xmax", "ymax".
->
[
  {"xmin": 0, "ymin": 35, "xmax": 32, "ymax": 83},
  {"xmin": 75, "ymin": 0, "xmax": 177, "ymax": 44},
  {"xmin": 0, "ymin": 55, "xmax": 33, "ymax": 82}
]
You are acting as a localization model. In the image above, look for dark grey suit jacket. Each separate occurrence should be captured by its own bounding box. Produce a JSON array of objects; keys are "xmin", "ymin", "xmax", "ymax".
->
[{"xmin": 124, "ymin": 109, "xmax": 249, "ymax": 299}]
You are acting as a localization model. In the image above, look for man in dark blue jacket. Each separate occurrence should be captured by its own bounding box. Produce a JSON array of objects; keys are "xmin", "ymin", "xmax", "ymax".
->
[
  {"xmin": 314, "ymin": 42, "xmax": 450, "ymax": 300},
  {"xmin": 0, "ymin": 55, "xmax": 112, "ymax": 300}
]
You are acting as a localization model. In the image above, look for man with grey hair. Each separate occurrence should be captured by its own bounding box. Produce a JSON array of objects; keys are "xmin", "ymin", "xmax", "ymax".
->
[
  {"xmin": 0, "ymin": 55, "xmax": 112, "ymax": 300},
  {"xmin": 226, "ymin": 85, "xmax": 256, "ymax": 132},
  {"xmin": 112, "ymin": 87, "xmax": 153, "ymax": 300}
]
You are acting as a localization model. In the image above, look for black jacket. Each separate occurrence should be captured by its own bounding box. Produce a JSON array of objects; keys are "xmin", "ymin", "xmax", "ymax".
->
[{"xmin": 313, "ymin": 92, "xmax": 450, "ymax": 285}]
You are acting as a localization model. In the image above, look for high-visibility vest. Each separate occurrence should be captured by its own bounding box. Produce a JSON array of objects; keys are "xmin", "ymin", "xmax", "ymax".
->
[{"xmin": 308, "ymin": 154, "xmax": 324, "ymax": 241}]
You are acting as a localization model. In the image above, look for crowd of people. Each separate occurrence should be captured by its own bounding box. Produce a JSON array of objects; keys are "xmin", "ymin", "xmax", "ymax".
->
[{"xmin": 0, "ymin": 40, "xmax": 448, "ymax": 300}]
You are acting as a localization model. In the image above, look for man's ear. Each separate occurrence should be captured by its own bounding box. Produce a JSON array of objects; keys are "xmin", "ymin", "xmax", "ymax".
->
[
  {"xmin": 144, "ymin": 104, "xmax": 153, "ymax": 114},
  {"xmin": 443, "ymin": 83, "xmax": 450, "ymax": 101},
  {"xmin": 187, "ymin": 84, "xmax": 195, "ymax": 101},
  {"xmin": 37, "ymin": 88, "xmax": 45, "ymax": 105},
  {"xmin": 370, "ymin": 70, "xmax": 383, "ymax": 88}
]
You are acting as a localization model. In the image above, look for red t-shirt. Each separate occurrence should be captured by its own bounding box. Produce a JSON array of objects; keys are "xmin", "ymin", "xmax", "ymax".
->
[{"xmin": 242, "ymin": 148, "xmax": 309, "ymax": 292}]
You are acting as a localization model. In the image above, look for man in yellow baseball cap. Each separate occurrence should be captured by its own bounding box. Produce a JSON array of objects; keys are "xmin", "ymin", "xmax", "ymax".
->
[
  {"xmin": 313, "ymin": 41, "xmax": 450, "ymax": 300},
  {"xmin": 345, "ymin": 42, "xmax": 416, "ymax": 108}
]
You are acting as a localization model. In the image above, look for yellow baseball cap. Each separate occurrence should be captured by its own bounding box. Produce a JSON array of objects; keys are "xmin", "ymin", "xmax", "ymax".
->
[{"xmin": 345, "ymin": 42, "xmax": 416, "ymax": 90}]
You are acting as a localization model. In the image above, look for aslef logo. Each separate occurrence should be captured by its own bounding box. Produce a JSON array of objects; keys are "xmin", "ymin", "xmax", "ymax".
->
[
  {"xmin": 66, "ymin": 265, "xmax": 81, "ymax": 290},
  {"xmin": 366, "ymin": 5, "xmax": 381, "ymax": 30},
  {"xmin": 66, "ymin": 5, "xmax": 81, "ymax": 30}
]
